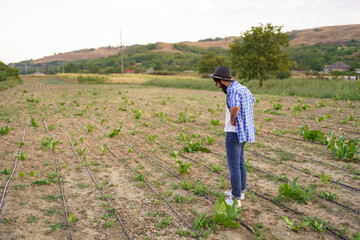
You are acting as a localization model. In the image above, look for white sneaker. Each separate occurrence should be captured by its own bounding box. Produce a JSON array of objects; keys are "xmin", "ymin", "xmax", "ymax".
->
[
  {"xmin": 225, "ymin": 191, "xmax": 245, "ymax": 200},
  {"xmin": 225, "ymin": 196, "xmax": 241, "ymax": 208}
]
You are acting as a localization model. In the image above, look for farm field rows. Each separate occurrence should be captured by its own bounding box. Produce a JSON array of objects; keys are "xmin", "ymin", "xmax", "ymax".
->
[{"xmin": 0, "ymin": 76, "xmax": 359, "ymax": 240}]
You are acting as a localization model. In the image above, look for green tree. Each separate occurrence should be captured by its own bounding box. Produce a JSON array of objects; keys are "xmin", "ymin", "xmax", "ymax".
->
[
  {"xmin": 89, "ymin": 64, "xmax": 101, "ymax": 73},
  {"xmin": 0, "ymin": 61, "xmax": 19, "ymax": 81},
  {"xmin": 228, "ymin": 23, "xmax": 291, "ymax": 87},
  {"xmin": 64, "ymin": 63, "xmax": 78, "ymax": 73},
  {"xmin": 198, "ymin": 51, "xmax": 224, "ymax": 75}
]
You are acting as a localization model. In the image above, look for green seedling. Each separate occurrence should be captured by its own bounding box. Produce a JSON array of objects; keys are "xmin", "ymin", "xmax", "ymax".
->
[
  {"xmin": 273, "ymin": 103, "xmax": 283, "ymax": 110},
  {"xmin": 278, "ymin": 177, "xmax": 310, "ymax": 204},
  {"xmin": 156, "ymin": 216, "xmax": 173, "ymax": 229},
  {"xmin": 87, "ymin": 124, "xmax": 94, "ymax": 133},
  {"xmin": 318, "ymin": 191, "xmax": 338, "ymax": 201},
  {"xmin": 30, "ymin": 117, "xmax": 39, "ymax": 127},
  {"xmin": 327, "ymin": 133, "xmax": 358, "ymax": 160},
  {"xmin": 48, "ymin": 125, "xmax": 55, "ymax": 131},
  {"xmin": 1, "ymin": 168, "xmax": 11, "ymax": 175},
  {"xmin": 209, "ymin": 163, "xmax": 223, "ymax": 173},
  {"xmin": 146, "ymin": 134, "xmax": 157, "ymax": 143},
  {"xmin": 131, "ymin": 109, "xmax": 142, "ymax": 119},
  {"xmin": 319, "ymin": 173, "xmax": 331, "ymax": 184},
  {"xmin": 41, "ymin": 136, "xmax": 59, "ymax": 151},
  {"xmin": 19, "ymin": 152, "xmax": 27, "ymax": 161},
  {"xmin": 69, "ymin": 213, "xmax": 76, "ymax": 224},
  {"xmin": 170, "ymin": 150, "xmax": 179, "ymax": 160},
  {"xmin": 281, "ymin": 215, "xmax": 309, "ymax": 232},
  {"xmin": 76, "ymin": 147, "xmax": 86, "ymax": 156},
  {"xmin": 176, "ymin": 160, "xmax": 192, "ymax": 174},
  {"xmin": 108, "ymin": 126, "xmax": 122, "ymax": 138},
  {"xmin": 193, "ymin": 213, "xmax": 213, "ymax": 238},
  {"xmin": 99, "ymin": 145, "xmax": 106, "ymax": 155},
  {"xmin": 207, "ymin": 136, "xmax": 215, "ymax": 144},
  {"xmin": 210, "ymin": 118, "xmax": 220, "ymax": 126},
  {"xmin": 213, "ymin": 197, "xmax": 241, "ymax": 228},
  {"xmin": 182, "ymin": 138, "xmax": 211, "ymax": 153},
  {"xmin": 50, "ymin": 222, "xmax": 67, "ymax": 231},
  {"xmin": 32, "ymin": 179, "xmax": 52, "ymax": 186},
  {"xmin": 19, "ymin": 171, "xmax": 25, "ymax": 178},
  {"xmin": 0, "ymin": 126, "xmax": 12, "ymax": 135},
  {"xmin": 299, "ymin": 125, "xmax": 327, "ymax": 145}
]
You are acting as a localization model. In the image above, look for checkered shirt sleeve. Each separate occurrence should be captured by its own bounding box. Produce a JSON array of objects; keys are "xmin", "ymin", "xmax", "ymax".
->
[{"xmin": 226, "ymin": 81, "xmax": 256, "ymax": 143}]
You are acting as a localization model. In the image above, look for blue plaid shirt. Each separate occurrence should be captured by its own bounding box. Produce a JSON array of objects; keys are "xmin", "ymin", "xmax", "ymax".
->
[{"xmin": 226, "ymin": 80, "xmax": 256, "ymax": 143}]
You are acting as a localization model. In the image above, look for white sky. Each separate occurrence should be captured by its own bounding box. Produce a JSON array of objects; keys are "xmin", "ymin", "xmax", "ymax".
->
[{"xmin": 1, "ymin": 0, "xmax": 359, "ymax": 63}]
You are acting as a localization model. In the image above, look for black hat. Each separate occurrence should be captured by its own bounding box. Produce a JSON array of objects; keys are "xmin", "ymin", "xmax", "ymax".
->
[{"xmin": 208, "ymin": 66, "xmax": 234, "ymax": 81}]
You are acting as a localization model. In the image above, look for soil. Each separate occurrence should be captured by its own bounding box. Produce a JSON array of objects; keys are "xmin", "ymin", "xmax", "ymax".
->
[{"xmin": 0, "ymin": 77, "xmax": 359, "ymax": 240}]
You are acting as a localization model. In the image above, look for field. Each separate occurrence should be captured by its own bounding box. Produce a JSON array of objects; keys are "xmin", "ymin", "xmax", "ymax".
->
[{"xmin": 0, "ymin": 76, "xmax": 359, "ymax": 240}]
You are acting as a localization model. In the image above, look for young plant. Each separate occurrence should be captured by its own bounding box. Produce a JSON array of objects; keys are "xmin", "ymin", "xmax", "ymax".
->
[
  {"xmin": 273, "ymin": 103, "xmax": 283, "ymax": 110},
  {"xmin": 30, "ymin": 117, "xmax": 39, "ymax": 127},
  {"xmin": 41, "ymin": 136, "xmax": 59, "ymax": 151},
  {"xmin": 132, "ymin": 109, "xmax": 142, "ymax": 119},
  {"xmin": 19, "ymin": 152, "xmax": 27, "ymax": 161},
  {"xmin": 87, "ymin": 124, "xmax": 94, "ymax": 133},
  {"xmin": 278, "ymin": 177, "xmax": 310, "ymax": 204},
  {"xmin": 281, "ymin": 215, "xmax": 309, "ymax": 232},
  {"xmin": 182, "ymin": 138, "xmax": 211, "ymax": 153},
  {"xmin": 327, "ymin": 133, "xmax": 358, "ymax": 160},
  {"xmin": 0, "ymin": 126, "xmax": 12, "ymax": 135},
  {"xmin": 319, "ymin": 173, "xmax": 330, "ymax": 184},
  {"xmin": 99, "ymin": 145, "xmax": 106, "ymax": 155},
  {"xmin": 207, "ymin": 136, "xmax": 215, "ymax": 145},
  {"xmin": 108, "ymin": 126, "xmax": 122, "ymax": 138},
  {"xmin": 210, "ymin": 119, "xmax": 220, "ymax": 126},
  {"xmin": 299, "ymin": 125, "xmax": 327, "ymax": 145},
  {"xmin": 146, "ymin": 134, "xmax": 157, "ymax": 143},
  {"xmin": 213, "ymin": 197, "xmax": 241, "ymax": 228},
  {"xmin": 176, "ymin": 160, "xmax": 192, "ymax": 174},
  {"xmin": 170, "ymin": 150, "xmax": 179, "ymax": 160}
]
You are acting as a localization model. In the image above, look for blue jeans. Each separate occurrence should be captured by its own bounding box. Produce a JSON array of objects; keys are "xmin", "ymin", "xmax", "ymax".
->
[{"xmin": 225, "ymin": 132, "xmax": 246, "ymax": 198}]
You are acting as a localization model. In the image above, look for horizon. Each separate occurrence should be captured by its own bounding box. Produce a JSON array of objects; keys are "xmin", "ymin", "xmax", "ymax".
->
[{"xmin": 1, "ymin": 0, "xmax": 360, "ymax": 64}]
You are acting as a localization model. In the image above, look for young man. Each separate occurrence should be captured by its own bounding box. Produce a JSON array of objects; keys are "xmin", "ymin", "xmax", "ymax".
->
[{"xmin": 209, "ymin": 66, "xmax": 256, "ymax": 207}]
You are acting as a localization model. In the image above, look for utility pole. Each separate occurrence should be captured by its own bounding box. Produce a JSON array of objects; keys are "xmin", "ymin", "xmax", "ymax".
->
[
  {"xmin": 120, "ymin": 29, "xmax": 123, "ymax": 74},
  {"xmin": 25, "ymin": 63, "xmax": 28, "ymax": 75}
]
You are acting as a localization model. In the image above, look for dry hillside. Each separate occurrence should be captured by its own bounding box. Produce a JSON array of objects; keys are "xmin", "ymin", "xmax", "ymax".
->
[
  {"xmin": 31, "ymin": 47, "xmax": 121, "ymax": 64},
  {"xmin": 30, "ymin": 24, "xmax": 360, "ymax": 64}
]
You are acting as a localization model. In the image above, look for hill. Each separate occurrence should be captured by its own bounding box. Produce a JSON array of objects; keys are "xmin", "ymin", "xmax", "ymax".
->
[{"xmin": 28, "ymin": 24, "xmax": 360, "ymax": 65}]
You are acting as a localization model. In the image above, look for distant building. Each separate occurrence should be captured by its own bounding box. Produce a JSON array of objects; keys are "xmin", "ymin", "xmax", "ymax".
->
[
  {"xmin": 32, "ymin": 71, "xmax": 45, "ymax": 76},
  {"xmin": 324, "ymin": 62, "xmax": 350, "ymax": 73},
  {"xmin": 356, "ymin": 68, "xmax": 360, "ymax": 74},
  {"xmin": 144, "ymin": 67, "xmax": 154, "ymax": 74},
  {"xmin": 125, "ymin": 70, "xmax": 135, "ymax": 74}
]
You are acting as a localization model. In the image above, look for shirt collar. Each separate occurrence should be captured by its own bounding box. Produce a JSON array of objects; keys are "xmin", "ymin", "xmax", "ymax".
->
[{"xmin": 226, "ymin": 80, "xmax": 237, "ymax": 93}]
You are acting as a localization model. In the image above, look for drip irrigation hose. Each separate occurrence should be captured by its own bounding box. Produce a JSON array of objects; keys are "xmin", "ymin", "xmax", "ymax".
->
[
  {"xmin": 72, "ymin": 116, "xmax": 200, "ymax": 238},
  {"xmin": 76, "ymin": 101, "xmax": 354, "ymax": 240},
  {"xmin": 0, "ymin": 117, "xmax": 29, "ymax": 210},
  {"xmin": 43, "ymin": 117, "xmax": 74, "ymax": 240},
  {"xmin": 60, "ymin": 114, "xmax": 132, "ymax": 240}
]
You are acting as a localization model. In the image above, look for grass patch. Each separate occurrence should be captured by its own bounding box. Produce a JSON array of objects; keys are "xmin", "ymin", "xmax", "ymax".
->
[{"xmin": 0, "ymin": 78, "xmax": 23, "ymax": 92}]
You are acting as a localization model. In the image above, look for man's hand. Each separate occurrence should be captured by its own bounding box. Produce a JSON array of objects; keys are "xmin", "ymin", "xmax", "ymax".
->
[{"xmin": 230, "ymin": 106, "xmax": 240, "ymax": 126}]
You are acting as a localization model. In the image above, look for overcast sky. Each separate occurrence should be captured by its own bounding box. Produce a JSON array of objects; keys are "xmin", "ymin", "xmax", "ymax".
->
[{"xmin": 1, "ymin": 0, "xmax": 359, "ymax": 63}]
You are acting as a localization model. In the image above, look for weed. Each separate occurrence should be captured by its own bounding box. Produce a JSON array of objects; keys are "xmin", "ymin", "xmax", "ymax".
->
[
  {"xmin": 156, "ymin": 216, "xmax": 173, "ymax": 229},
  {"xmin": 319, "ymin": 173, "xmax": 331, "ymax": 184},
  {"xmin": 183, "ymin": 138, "xmax": 211, "ymax": 153}
]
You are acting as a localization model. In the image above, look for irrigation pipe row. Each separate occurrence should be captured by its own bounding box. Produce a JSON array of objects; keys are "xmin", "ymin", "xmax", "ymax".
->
[
  {"xmin": 59, "ymin": 114, "xmax": 132, "ymax": 240},
  {"xmin": 71, "ymin": 115, "xmax": 200, "ymax": 238},
  {"xmin": 43, "ymin": 117, "xmax": 74, "ymax": 240},
  {"xmin": 90, "ymin": 110, "xmax": 350, "ymax": 240},
  {"xmin": 0, "ymin": 117, "xmax": 29, "ymax": 210}
]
